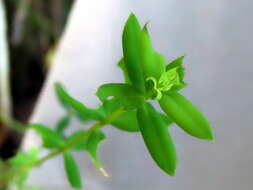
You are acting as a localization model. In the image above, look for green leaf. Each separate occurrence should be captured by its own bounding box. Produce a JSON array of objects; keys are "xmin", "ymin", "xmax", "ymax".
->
[
  {"xmin": 102, "ymin": 98, "xmax": 173, "ymax": 132},
  {"xmin": 160, "ymin": 113, "xmax": 174, "ymax": 127},
  {"xmin": 118, "ymin": 58, "xmax": 131, "ymax": 84},
  {"xmin": 66, "ymin": 130, "xmax": 88, "ymax": 150},
  {"xmin": 63, "ymin": 151, "xmax": 82, "ymax": 189},
  {"xmin": 10, "ymin": 148, "xmax": 39, "ymax": 189},
  {"xmin": 96, "ymin": 83, "xmax": 145, "ymax": 109},
  {"xmin": 158, "ymin": 67, "xmax": 182, "ymax": 91},
  {"xmin": 139, "ymin": 28, "xmax": 166, "ymax": 79},
  {"xmin": 165, "ymin": 56, "xmax": 186, "ymax": 91},
  {"xmin": 154, "ymin": 52, "xmax": 167, "ymax": 75},
  {"xmin": 10, "ymin": 148, "xmax": 39, "ymax": 167},
  {"xmin": 122, "ymin": 13, "xmax": 146, "ymax": 93},
  {"xmin": 102, "ymin": 98, "xmax": 138, "ymax": 132},
  {"xmin": 166, "ymin": 56, "xmax": 184, "ymax": 70},
  {"xmin": 55, "ymin": 114, "xmax": 71, "ymax": 134},
  {"xmin": 159, "ymin": 92, "xmax": 213, "ymax": 140},
  {"xmin": 85, "ymin": 130, "xmax": 106, "ymax": 169},
  {"xmin": 54, "ymin": 82, "xmax": 70, "ymax": 109},
  {"xmin": 65, "ymin": 130, "xmax": 107, "ymax": 175},
  {"xmin": 54, "ymin": 82, "xmax": 104, "ymax": 121},
  {"xmin": 146, "ymin": 56, "xmax": 187, "ymax": 100},
  {"xmin": 16, "ymin": 172, "xmax": 29, "ymax": 190},
  {"xmin": 29, "ymin": 124, "xmax": 64, "ymax": 148},
  {"xmin": 111, "ymin": 110, "xmax": 139, "ymax": 132},
  {"xmin": 111, "ymin": 111, "xmax": 173, "ymax": 132},
  {"xmin": 137, "ymin": 103, "xmax": 177, "ymax": 176},
  {"xmin": 102, "ymin": 98, "xmax": 122, "ymax": 115}
]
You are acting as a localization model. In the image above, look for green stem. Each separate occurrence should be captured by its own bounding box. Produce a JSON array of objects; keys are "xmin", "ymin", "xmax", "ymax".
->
[{"xmin": 0, "ymin": 107, "xmax": 124, "ymax": 182}]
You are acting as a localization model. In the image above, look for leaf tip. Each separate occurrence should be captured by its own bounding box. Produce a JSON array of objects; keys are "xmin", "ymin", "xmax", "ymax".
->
[
  {"xmin": 164, "ymin": 162, "xmax": 177, "ymax": 177},
  {"xmin": 99, "ymin": 167, "xmax": 110, "ymax": 178},
  {"xmin": 205, "ymin": 130, "xmax": 215, "ymax": 141}
]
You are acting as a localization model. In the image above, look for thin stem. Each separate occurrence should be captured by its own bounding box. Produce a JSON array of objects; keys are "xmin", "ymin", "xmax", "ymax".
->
[{"xmin": 0, "ymin": 107, "xmax": 124, "ymax": 182}]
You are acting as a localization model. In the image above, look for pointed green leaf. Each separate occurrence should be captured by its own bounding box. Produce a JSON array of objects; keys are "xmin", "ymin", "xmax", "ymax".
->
[
  {"xmin": 166, "ymin": 56, "xmax": 186, "ymax": 91},
  {"xmin": 96, "ymin": 83, "xmax": 145, "ymax": 109},
  {"xmin": 158, "ymin": 67, "xmax": 182, "ymax": 91},
  {"xmin": 54, "ymin": 82, "xmax": 104, "ymax": 121},
  {"xmin": 139, "ymin": 29, "xmax": 166, "ymax": 79},
  {"xmin": 55, "ymin": 114, "xmax": 71, "ymax": 134},
  {"xmin": 85, "ymin": 130, "xmax": 106, "ymax": 169},
  {"xmin": 54, "ymin": 82, "xmax": 70, "ymax": 109},
  {"xmin": 122, "ymin": 13, "xmax": 145, "ymax": 92},
  {"xmin": 63, "ymin": 151, "xmax": 82, "ymax": 189},
  {"xmin": 159, "ymin": 92, "xmax": 213, "ymax": 140},
  {"xmin": 153, "ymin": 51, "xmax": 167, "ymax": 81},
  {"xmin": 29, "ymin": 124, "xmax": 64, "ymax": 148},
  {"xmin": 137, "ymin": 103, "xmax": 177, "ymax": 176},
  {"xmin": 166, "ymin": 56, "xmax": 184, "ymax": 70}
]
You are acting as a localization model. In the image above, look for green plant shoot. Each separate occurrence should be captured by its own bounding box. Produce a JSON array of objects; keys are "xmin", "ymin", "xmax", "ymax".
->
[{"xmin": 0, "ymin": 13, "xmax": 214, "ymax": 190}]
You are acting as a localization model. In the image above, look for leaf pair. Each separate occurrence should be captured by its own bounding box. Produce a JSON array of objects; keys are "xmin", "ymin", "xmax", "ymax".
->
[
  {"xmin": 98, "ymin": 95, "xmax": 173, "ymax": 132},
  {"xmin": 63, "ymin": 129, "xmax": 106, "ymax": 189},
  {"xmin": 30, "ymin": 122, "xmax": 106, "ymax": 189},
  {"xmin": 66, "ymin": 129, "xmax": 106, "ymax": 168}
]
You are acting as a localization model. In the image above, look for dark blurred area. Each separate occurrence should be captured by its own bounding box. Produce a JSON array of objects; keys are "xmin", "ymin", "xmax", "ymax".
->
[
  {"xmin": 0, "ymin": 0, "xmax": 74, "ymax": 160},
  {"xmin": 4, "ymin": 0, "xmax": 74, "ymax": 122}
]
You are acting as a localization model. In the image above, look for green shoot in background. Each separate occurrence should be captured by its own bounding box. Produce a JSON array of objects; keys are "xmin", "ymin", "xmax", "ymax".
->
[{"xmin": 0, "ymin": 13, "xmax": 213, "ymax": 189}]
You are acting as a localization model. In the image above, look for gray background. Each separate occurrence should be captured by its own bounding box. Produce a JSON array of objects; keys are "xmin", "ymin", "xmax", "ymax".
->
[{"xmin": 26, "ymin": 0, "xmax": 253, "ymax": 189}]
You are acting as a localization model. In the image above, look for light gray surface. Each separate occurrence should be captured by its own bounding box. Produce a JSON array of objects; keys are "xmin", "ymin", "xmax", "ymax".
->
[{"xmin": 28, "ymin": 0, "xmax": 253, "ymax": 189}]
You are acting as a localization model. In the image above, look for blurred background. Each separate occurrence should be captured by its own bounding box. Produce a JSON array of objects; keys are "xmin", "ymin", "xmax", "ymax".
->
[{"xmin": 1, "ymin": 0, "xmax": 253, "ymax": 189}]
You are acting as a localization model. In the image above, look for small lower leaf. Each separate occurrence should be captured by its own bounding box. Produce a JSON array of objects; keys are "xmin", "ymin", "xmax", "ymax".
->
[
  {"xmin": 85, "ymin": 130, "xmax": 106, "ymax": 170},
  {"xmin": 63, "ymin": 151, "xmax": 82, "ymax": 189},
  {"xmin": 55, "ymin": 114, "xmax": 71, "ymax": 134},
  {"xmin": 29, "ymin": 124, "xmax": 64, "ymax": 148}
]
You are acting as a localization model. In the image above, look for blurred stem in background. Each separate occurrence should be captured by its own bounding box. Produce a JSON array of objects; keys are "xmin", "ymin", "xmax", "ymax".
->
[
  {"xmin": 1, "ymin": 0, "xmax": 75, "ymax": 188},
  {"xmin": 0, "ymin": 0, "xmax": 11, "ymax": 118},
  {"xmin": 0, "ymin": 0, "xmax": 12, "ymax": 153},
  {"xmin": 0, "ymin": 0, "xmax": 75, "ymax": 183},
  {"xmin": 4, "ymin": 0, "xmax": 74, "ymax": 122}
]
